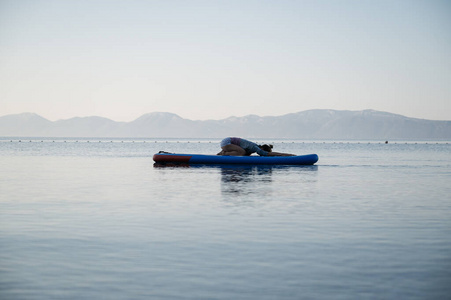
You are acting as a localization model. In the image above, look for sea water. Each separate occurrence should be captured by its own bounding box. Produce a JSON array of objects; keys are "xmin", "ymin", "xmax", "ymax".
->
[{"xmin": 0, "ymin": 138, "xmax": 450, "ymax": 299}]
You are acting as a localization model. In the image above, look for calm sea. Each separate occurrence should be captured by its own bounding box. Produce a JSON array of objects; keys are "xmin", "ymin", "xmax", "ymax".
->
[{"xmin": 1, "ymin": 138, "xmax": 450, "ymax": 300}]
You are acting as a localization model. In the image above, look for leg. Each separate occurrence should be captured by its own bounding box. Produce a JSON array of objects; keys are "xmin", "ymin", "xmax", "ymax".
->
[{"xmin": 220, "ymin": 144, "xmax": 246, "ymax": 156}]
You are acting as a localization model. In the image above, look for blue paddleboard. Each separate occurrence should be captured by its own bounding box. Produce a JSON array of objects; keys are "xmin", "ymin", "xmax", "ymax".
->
[{"xmin": 153, "ymin": 153, "xmax": 318, "ymax": 165}]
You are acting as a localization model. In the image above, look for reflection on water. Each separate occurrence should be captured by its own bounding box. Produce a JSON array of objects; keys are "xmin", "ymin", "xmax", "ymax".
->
[
  {"xmin": 220, "ymin": 166, "xmax": 273, "ymax": 196},
  {"xmin": 221, "ymin": 166, "xmax": 273, "ymax": 182},
  {"xmin": 153, "ymin": 163, "xmax": 318, "ymax": 197},
  {"xmin": 154, "ymin": 163, "xmax": 318, "ymax": 209},
  {"xmin": 219, "ymin": 165, "xmax": 318, "ymax": 208}
]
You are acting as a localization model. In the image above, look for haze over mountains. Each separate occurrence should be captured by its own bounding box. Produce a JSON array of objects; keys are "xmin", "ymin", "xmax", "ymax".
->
[{"xmin": 0, "ymin": 110, "xmax": 450, "ymax": 140}]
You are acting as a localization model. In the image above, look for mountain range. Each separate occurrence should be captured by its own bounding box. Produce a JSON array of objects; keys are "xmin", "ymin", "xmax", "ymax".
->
[{"xmin": 0, "ymin": 110, "xmax": 450, "ymax": 140}]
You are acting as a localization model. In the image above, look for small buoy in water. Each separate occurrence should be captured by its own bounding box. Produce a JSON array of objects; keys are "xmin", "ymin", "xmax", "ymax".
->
[{"xmin": 385, "ymin": 141, "xmax": 388, "ymax": 144}]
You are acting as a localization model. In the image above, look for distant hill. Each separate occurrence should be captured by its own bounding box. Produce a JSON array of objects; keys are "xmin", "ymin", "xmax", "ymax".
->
[{"xmin": 0, "ymin": 110, "xmax": 450, "ymax": 140}]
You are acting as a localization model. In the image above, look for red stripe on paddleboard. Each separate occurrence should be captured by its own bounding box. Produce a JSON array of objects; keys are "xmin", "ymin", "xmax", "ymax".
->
[{"xmin": 153, "ymin": 154, "xmax": 192, "ymax": 163}]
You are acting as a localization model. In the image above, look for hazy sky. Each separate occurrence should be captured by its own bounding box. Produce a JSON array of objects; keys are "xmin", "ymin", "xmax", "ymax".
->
[{"xmin": 1, "ymin": 0, "xmax": 450, "ymax": 121}]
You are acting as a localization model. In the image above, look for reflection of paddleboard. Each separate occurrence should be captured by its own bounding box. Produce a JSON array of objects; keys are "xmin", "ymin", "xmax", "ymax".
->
[{"xmin": 153, "ymin": 152, "xmax": 319, "ymax": 165}]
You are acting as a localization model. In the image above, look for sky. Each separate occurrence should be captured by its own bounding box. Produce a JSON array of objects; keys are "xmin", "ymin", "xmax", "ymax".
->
[{"xmin": 0, "ymin": 0, "xmax": 450, "ymax": 121}]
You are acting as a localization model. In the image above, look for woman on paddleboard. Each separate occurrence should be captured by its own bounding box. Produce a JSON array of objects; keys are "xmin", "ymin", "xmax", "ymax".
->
[{"xmin": 217, "ymin": 137, "xmax": 295, "ymax": 156}]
